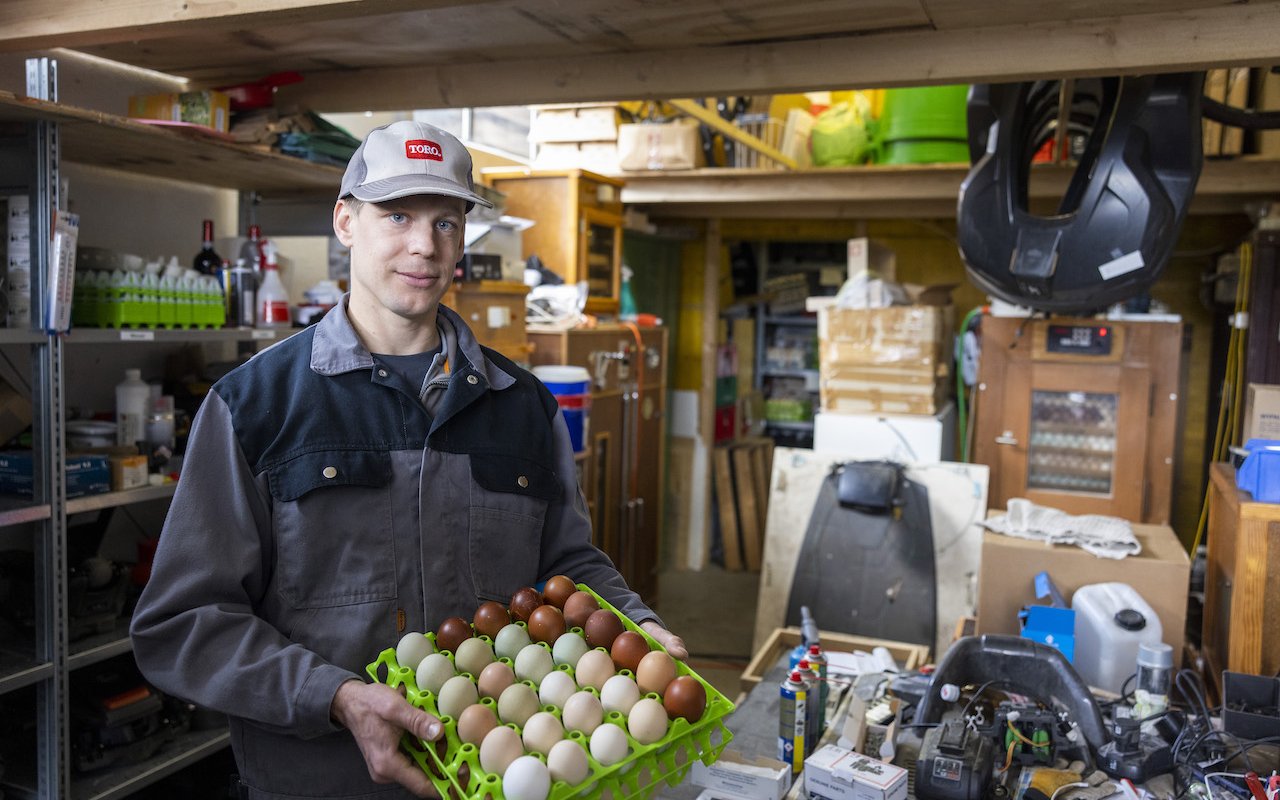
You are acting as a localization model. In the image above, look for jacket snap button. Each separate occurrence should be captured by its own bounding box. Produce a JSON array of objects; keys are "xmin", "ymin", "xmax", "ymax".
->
[
  {"xmin": 467, "ymin": 375, "xmax": 478, "ymax": 385},
  {"xmin": 517, "ymin": 475, "xmax": 529, "ymax": 488},
  {"xmin": 377, "ymin": 369, "xmax": 388, "ymax": 378},
  {"xmin": 322, "ymin": 466, "xmax": 338, "ymax": 479}
]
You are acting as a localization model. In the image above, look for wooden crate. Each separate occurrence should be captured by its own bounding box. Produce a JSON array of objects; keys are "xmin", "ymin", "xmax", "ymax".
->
[
  {"xmin": 442, "ymin": 280, "xmax": 530, "ymax": 364},
  {"xmin": 740, "ymin": 626, "xmax": 931, "ymax": 694}
]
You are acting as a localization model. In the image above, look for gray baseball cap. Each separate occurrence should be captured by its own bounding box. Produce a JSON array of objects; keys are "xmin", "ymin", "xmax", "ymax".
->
[{"xmin": 339, "ymin": 120, "xmax": 493, "ymax": 210}]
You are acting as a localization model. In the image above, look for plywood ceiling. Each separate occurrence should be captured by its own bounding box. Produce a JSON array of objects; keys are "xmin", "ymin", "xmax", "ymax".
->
[{"xmin": 1, "ymin": 0, "xmax": 1277, "ymax": 111}]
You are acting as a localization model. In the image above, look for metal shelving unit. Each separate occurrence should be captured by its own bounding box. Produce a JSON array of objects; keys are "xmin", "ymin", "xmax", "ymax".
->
[{"xmin": 0, "ymin": 59, "xmax": 334, "ymax": 800}]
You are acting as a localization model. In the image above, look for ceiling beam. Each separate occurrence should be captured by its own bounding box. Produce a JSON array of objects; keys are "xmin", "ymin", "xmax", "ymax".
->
[
  {"xmin": 277, "ymin": 2, "xmax": 1280, "ymax": 111},
  {"xmin": 0, "ymin": 0, "xmax": 469, "ymax": 51}
]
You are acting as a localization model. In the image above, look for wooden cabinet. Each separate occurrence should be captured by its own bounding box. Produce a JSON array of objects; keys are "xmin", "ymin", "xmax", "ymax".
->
[
  {"xmin": 1204, "ymin": 462, "xmax": 1280, "ymax": 684},
  {"xmin": 483, "ymin": 170, "xmax": 624, "ymax": 315},
  {"xmin": 973, "ymin": 316, "xmax": 1184, "ymax": 523},
  {"xmin": 529, "ymin": 326, "xmax": 666, "ymax": 604},
  {"xmin": 442, "ymin": 280, "xmax": 531, "ymax": 364}
]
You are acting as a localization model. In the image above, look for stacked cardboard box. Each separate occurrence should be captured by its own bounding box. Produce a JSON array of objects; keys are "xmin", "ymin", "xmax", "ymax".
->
[
  {"xmin": 6, "ymin": 196, "xmax": 31, "ymax": 327},
  {"xmin": 530, "ymin": 104, "xmax": 623, "ymax": 173},
  {"xmin": 817, "ymin": 303, "xmax": 951, "ymax": 415}
]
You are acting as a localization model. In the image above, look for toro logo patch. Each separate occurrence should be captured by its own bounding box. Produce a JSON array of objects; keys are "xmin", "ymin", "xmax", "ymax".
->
[{"xmin": 405, "ymin": 139, "xmax": 444, "ymax": 161}]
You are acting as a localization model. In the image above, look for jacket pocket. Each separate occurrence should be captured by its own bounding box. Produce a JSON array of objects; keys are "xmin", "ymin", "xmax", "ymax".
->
[
  {"xmin": 468, "ymin": 453, "xmax": 554, "ymax": 601},
  {"xmin": 267, "ymin": 449, "xmax": 396, "ymax": 608}
]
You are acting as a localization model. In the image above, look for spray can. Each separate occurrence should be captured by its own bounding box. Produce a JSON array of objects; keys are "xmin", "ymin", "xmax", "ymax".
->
[
  {"xmin": 797, "ymin": 658, "xmax": 822, "ymax": 755},
  {"xmin": 778, "ymin": 670, "xmax": 808, "ymax": 775},
  {"xmin": 790, "ymin": 605, "xmax": 820, "ymax": 668},
  {"xmin": 807, "ymin": 643, "xmax": 829, "ymax": 735}
]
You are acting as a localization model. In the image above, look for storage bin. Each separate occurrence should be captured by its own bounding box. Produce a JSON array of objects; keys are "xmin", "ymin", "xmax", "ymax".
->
[
  {"xmin": 1235, "ymin": 438, "xmax": 1280, "ymax": 502},
  {"xmin": 1071, "ymin": 582, "xmax": 1163, "ymax": 694}
]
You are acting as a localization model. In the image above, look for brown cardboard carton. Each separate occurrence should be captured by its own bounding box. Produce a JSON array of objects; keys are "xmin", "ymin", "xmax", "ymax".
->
[
  {"xmin": 1243, "ymin": 383, "xmax": 1280, "ymax": 442},
  {"xmin": 818, "ymin": 304, "xmax": 952, "ymax": 415},
  {"xmin": 975, "ymin": 522, "xmax": 1190, "ymax": 660}
]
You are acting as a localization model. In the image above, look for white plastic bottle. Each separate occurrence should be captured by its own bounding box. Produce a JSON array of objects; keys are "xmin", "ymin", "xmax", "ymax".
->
[
  {"xmin": 255, "ymin": 241, "xmax": 290, "ymax": 328},
  {"xmin": 1071, "ymin": 583, "xmax": 1164, "ymax": 694},
  {"xmin": 116, "ymin": 369, "xmax": 150, "ymax": 447}
]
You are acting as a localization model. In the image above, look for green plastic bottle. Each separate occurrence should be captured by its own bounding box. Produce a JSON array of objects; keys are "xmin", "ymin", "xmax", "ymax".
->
[{"xmin": 619, "ymin": 264, "xmax": 638, "ymax": 321}]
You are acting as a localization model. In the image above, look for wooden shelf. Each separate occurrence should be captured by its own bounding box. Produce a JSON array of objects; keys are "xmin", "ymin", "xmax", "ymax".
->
[
  {"xmin": 0, "ymin": 91, "xmax": 341, "ymax": 195},
  {"xmin": 620, "ymin": 160, "xmax": 1280, "ymax": 219}
]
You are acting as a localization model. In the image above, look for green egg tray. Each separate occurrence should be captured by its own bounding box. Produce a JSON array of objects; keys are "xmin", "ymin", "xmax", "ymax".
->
[{"xmin": 366, "ymin": 584, "xmax": 735, "ymax": 800}]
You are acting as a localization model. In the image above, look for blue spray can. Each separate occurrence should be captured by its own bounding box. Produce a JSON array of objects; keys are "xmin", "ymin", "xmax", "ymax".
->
[{"xmin": 778, "ymin": 669, "xmax": 809, "ymax": 774}]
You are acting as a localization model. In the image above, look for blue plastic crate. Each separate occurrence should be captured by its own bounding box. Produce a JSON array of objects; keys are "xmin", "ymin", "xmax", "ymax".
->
[{"xmin": 1236, "ymin": 438, "xmax": 1280, "ymax": 503}]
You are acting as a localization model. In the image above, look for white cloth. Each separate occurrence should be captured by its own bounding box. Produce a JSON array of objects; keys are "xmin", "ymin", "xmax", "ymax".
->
[{"xmin": 981, "ymin": 498, "xmax": 1140, "ymax": 559}]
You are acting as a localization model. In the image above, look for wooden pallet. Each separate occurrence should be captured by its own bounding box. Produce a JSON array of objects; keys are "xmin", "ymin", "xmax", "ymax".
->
[{"xmin": 711, "ymin": 437, "xmax": 775, "ymax": 571}]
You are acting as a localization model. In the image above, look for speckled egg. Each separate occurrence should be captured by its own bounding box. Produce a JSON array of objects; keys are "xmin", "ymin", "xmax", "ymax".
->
[
  {"xmin": 583, "ymin": 609, "xmax": 624, "ymax": 650},
  {"xmin": 509, "ymin": 587, "xmax": 543, "ymax": 623},
  {"xmin": 527, "ymin": 605, "xmax": 566, "ymax": 645},
  {"xmin": 474, "ymin": 601, "xmax": 511, "ymax": 638}
]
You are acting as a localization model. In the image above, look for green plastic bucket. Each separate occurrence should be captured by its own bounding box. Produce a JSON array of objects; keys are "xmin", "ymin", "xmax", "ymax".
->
[
  {"xmin": 880, "ymin": 85, "xmax": 970, "ymax": 142},
  {"xmin": 879, "ymin": 138, "xmax": 971, "ymax": 165}
]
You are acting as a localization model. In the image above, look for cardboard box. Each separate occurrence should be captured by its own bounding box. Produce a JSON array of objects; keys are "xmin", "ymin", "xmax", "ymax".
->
[
  {"xmin": 618, "ymin": 121, "xmax": 699, "ymax": 171},
  {"xmin": 0, "ymin": 451, "xmax": 110, "ymax": 497},
  {"xmin": 127, "ymin": 90, "xmax": 231, "ymax": 133},
  {"xmin": 818, "ymin": 305, "xmax": 952, "ymax": 415},
  {"xmin": 689, "ymin": 750, "xmax": 790, "ymax": 800},
  {"xmin": 741, "ymin": 627, "xmax": 930, "ymax": 694},
  {"xmin": 110, "ymin": 454, "xmax": 149, "ymax": 491},
  {"xmin": 532, "ymin": 141, "xmax": 620, "ymax": 174},
  {"xmin": 813, "ymin": 404, "xmax": 955, "ymax": 462},
  {"xmin": 975, "ymin": 522, "xmax": 1191, "ymax": 662},
  {"xmin": 1244, "ymin": 383, "xmax": 1280, "ymax": 442},
  {"xmin": 529, "ymin": 103, "xmax": 622, "ymax": 143},
  {"xmin": 805, "ymin": 745, "xmax": 909, "ymax": 800}
]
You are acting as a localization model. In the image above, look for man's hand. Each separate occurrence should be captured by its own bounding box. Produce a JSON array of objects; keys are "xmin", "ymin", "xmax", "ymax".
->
[
  {"xmin": 331, "ymin": 679, "xmax": 442, "ymax": 798},
  {"xmin": 640, "ymin": 621, "xmax": 689, "ymax": 660}
]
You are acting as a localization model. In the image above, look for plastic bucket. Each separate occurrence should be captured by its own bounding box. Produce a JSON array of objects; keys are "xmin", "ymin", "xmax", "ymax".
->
[
  {"xmin": 878, "ymin": 138, "xmax": 970, "ymax": 165},
  {"xmin": 533, "ymin": 366, "xmax": 591, "ymax": 454},
  {"xmin": 880, "ymin": 85, "xmax": 970, "ymax": 142}
]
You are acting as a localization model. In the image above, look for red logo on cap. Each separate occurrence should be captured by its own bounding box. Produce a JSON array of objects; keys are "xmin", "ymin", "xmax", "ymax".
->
[{"xmin": 405, "ymin": 139, "xmax": 444, "ymax": 161}]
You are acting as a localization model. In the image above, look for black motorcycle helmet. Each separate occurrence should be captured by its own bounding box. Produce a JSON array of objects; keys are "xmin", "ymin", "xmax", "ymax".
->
[{"xmin": 957, "ymin": 73, "xmax": 1204, "ymax": 313}]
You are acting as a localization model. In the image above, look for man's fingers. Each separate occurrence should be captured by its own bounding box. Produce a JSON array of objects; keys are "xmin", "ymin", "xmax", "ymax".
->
[
  {"xmin": 640, "ymin": 622, "xmax": 690, "ymax": 660},
  {"xmin": 393, "ymin": 703, "xmax": 442, "ymax": 741},
  {"xmin": 380, "ymin": 754, "xmax": 438, "ymax": 798}
]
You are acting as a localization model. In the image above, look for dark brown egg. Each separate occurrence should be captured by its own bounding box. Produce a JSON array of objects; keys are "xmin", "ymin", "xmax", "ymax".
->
[
  {"xmin": 662, "ymin": 675, "xmax": 707, "ymax": 723},
  {"xmin": 543, "ymin": 575, "xmax": 577, "ymax": 609},
  {"xmin": 473, "ymin": 601, "xmax": 511, "ymax": 639},
  {"xmin": 583, "ymin": 609, "xmax": 625, "ymax": 650},
  {"xmin": 610, "ymin": 631, "xmax": 650, "ymax": 673},
  {"xmin": 435, "ymin": 616, "xmax": 473, "ymax": 654},
  {"xmin": 527, "ymin": 604, "xmax": 567, "ymax": 645},
  {"xmin": 563, "ymin": 591, "xmax": 600, "ymax": 629},
  {"xmin": 509, "ymin": 586, "xmax": 543, "ymax": 623}
]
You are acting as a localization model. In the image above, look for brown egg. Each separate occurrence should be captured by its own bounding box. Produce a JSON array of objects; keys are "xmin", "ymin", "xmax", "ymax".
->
[
  {"xmin": 527, "ymin": 604, "xmax": 567, "ymax": 645},
  {"xmin": 473, "ymin": 601, "xmax": 511, "ymax": 639},
  {"xmin": 662, "ymin": 675, "xmax": 707, "ymax": 723},
  {"xmin": 543, "ymin": 575, "xmax": 577, "ymax": 609},
  {"xmin": 509, "ymin": 586, "xmax": 543, "ymax": 622},
  {"xmin": 610, "ymin": 631, "xmax": 650, "ymax": 673},
  {"xmin": 457, "ymin": 703, "xmax": 499, "ymax": 746},
  {"xmin": 477, "ymin": 661, "xmax": 516, "ymax": 700},
  {"xmin": 583, "ymin": 609, "xmax": 625, "ymax": 650},
  {"xmin": 435, "ymin": 616, "xmax": 473, "ymax": 654},
  {"xmin": 563, "ymin": 591, "xmax": 600, "ymax": 629},
  {"xmin": 636, "ymin": 650, "xmax": 677, "ymax": 695}
]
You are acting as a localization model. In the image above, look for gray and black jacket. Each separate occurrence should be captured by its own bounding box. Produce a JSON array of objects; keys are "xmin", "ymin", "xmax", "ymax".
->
[{"xmin": 131, "ymin": 298, "xmax": 658, "ymax": 799}]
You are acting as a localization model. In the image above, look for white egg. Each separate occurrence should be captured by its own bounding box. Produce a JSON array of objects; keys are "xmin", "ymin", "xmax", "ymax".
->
[
  {"xmin": 436, "ymin": 674, "xmax": 479, "ymax": 720},
  {"xmin": 396, "ymin": 631, "xmax": 435, "ymax": 670},
  {"xmin": 599, "ymin": 674, "xmax": 641, "ymax": 715},
  {"xmin": 415, "ymin": 652, "xmax": 456, "ymax": 695},
  {"xmin": 454, "ymin": 637, "xmax": 495, "ymax": 677},
  {"xmin": 514, "ymin": 643, "xmax": 554, "ymax": 684},
  {"xmin": 538, "ymin": 670, "xmax": 577, "ymax": 708},
  {"xmin": 521, "ymin": 711, "xmax": 564, "ymax": 755},
  {"xmin": 494, "ymin": 624, "xmax": 532, "ymax": 660},
  {"xmin": 572, "ymin": 649, "xmax": 615, "ymax": 691},
  {"xmin": 589, "ymin": 722, "xmax": 630, "ymax": 766},
  {"xmin": 551, "ymin": 631, "xmax": 590, "ymax": 668},
  {"xmin": 547, "ymin": 739, "xmax": 590, "ymax": 785},
  {"xmin": 480, "ymin": 725, "xmax": 525, "ymax": 774},
  {"xmin": 626, "ymin": 697, "xmax": 668, "ymax": 745},
  {"xmin": 497, "ymin": 683, "xmax": 541, "ymax": 726},
  {"xmin": 503, "ymin": 755, "xmax": 551, "ymax": 800},
  {"xmin": 561, "ymin": 690, "xmax": 603, "ymax": 735}
]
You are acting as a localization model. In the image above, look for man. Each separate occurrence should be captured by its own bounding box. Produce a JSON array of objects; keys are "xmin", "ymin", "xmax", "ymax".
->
[{"xmin": 131, "ymin": 120, "xmax": 686, "ymax": 800}]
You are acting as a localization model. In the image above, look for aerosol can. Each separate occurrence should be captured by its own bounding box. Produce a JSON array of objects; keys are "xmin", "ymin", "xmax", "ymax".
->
[
  {"xmin": 797, "ymin": 658, "xmax": 821, "ymax": 755},
  {"xmin": 807, "ymin": 643, "xmax": 829, "ymax": 735},
  {"xmin": 778, "ymin": 669, "xmax": 809, "ymax": 774}
]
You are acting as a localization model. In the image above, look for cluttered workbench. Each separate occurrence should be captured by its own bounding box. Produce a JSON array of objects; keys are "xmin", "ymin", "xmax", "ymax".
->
[{"xmin": 663, "ymin": 634, "xmax": 1280, "ymax": 800}]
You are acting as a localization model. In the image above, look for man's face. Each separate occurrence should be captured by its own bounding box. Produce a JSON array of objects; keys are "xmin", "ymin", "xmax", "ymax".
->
[{"xmin": 334, "ymin": 194, "xmax": 466, "ymax": 324}]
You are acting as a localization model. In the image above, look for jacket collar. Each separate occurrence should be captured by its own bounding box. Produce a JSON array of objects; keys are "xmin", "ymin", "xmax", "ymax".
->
[{"xmin": 310, "ymin": 295, "xmax": 516, "ymax": 391}]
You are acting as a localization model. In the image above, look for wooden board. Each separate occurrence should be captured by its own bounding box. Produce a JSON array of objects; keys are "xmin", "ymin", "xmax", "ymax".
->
[
  {"xmin": 733, "ymin": 445, "xmax": 763, "ymax": 572},
  {"xmin": 712, "ymin": 446, "xmax": 743, "ymax": 572},
  {"xmin": 754, "ymin": 447, "xmax": 989, "ymax": 659}
]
